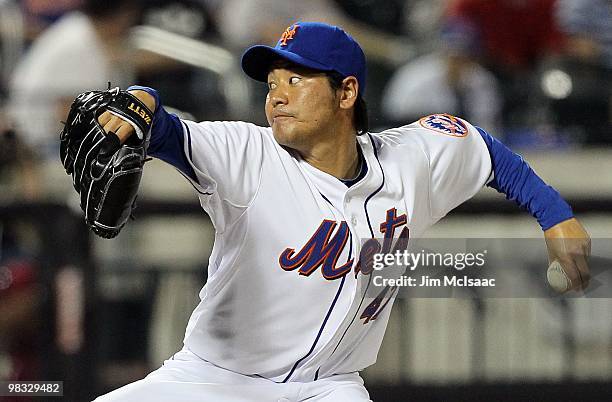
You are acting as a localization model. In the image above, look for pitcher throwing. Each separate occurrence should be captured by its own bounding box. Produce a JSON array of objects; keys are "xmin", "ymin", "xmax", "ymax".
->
[{"xmin": 61, "ymin": 22, "xmax": 590, "ymax": 402}]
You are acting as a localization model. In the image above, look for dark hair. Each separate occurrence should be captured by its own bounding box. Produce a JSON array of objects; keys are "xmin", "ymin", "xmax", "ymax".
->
[{"xmin": 326, "ymin": 71, "xmax": 369, "ymax": 135}]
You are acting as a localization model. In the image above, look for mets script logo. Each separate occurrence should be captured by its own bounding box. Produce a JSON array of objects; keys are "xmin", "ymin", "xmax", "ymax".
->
[
  {"xmin": 279, "ymin": 220, "xmax": 353, "ymax": 280},
  {"xmin": 419, "ymin": 114, "xmax": 468, "ymax": 137},
  {"xmin": 279, "ymin": 24, "xmax": 299, "ymax": 46},
  {"xmin": 279, "ymin": 208, "xmax": 409, "ymax": 281},
  {"xmin": 279, "ymin": 208, "xmax": 409, "ymax": 324}
]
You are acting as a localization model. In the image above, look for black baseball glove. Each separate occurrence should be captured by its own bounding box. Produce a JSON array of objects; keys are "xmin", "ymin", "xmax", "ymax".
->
[{"xmin": 60, "ymin": 87, "xmax": 153, "ymax": 238}]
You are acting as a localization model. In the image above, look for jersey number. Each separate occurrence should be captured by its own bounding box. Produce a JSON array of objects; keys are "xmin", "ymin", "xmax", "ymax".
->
[{"xmin": 360, "ymin": 285, "xmax": 396, "ymax": 324}]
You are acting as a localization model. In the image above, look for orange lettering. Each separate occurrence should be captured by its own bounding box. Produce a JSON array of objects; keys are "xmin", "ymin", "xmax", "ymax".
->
[
  {"xmin": 279, "ymin": 24, "xmax": 299, "ymax": 46},
  {"xmin": 128, "ymin": 103, "xmax": 151, "ymax": 125}
]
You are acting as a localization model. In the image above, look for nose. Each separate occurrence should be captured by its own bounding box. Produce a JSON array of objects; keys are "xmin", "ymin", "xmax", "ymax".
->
[{"xmin": 269, "ymin": 85, "xmax": 289, "ymax": 107}]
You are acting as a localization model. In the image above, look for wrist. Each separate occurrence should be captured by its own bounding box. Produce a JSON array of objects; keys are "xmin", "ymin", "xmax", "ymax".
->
[
  {"xmin": 126, "ymin": 85, "xmax": 159, "ymax": 112},
  {"xmin": 128, "ymin": 90, "xmax": 156, "ymax": 112},
  {"xmin": 537, "ymin": 189, "xmax": 574, "ymax": 231}
]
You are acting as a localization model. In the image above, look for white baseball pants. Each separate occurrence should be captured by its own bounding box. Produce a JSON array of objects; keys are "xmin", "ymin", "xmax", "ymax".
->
[{"xmin": 93, "ymin": 348, "xmax": 372, "ymax": 402}]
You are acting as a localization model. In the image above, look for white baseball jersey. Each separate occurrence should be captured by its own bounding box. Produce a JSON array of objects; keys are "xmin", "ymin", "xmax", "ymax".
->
[{"xmin": 176, "ymin": 114, "xmax": 492, "ymax": 383}]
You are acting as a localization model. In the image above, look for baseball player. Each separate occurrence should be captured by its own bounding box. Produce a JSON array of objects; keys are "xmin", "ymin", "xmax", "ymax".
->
[{"xmin": 91, "ymin": 22, "xmax": 590, "ymax": 401}]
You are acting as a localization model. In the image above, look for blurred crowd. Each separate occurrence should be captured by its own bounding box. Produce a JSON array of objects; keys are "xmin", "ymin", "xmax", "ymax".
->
[
  {"xmin": 0, "ymin": 0, "xmax": 610, "ymax": 200},
  {"xmin": 0, "ymin": 0, "xmax": 611, "ymax": 393}
]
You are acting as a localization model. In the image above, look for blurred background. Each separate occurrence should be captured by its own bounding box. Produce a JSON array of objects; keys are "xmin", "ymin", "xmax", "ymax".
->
[{"xmin": 0, "ymin": 0, "xmax": 610, "ymax": 401}]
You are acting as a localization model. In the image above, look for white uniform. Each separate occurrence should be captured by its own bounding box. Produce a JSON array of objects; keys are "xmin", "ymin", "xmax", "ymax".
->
[{"xmin": 95, "ymin": 114, "xmax": 492, "ymax": 402}]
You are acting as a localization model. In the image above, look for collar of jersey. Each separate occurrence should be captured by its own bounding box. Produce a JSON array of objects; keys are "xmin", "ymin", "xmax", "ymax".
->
[{"xmin": 340, "ymin": 147, "xmax": 367, "ymax": 187}]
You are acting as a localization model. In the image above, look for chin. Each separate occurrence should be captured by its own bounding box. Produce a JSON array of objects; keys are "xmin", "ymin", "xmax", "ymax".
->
[{"xmin": 272, "ymin": 125, "xmax": 302, "ymax": 148}]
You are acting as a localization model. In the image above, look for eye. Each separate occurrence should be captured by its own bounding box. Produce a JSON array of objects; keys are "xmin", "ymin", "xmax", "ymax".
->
[
  {"xmin": 289, "ymin": 76, "xmax": 301, "ymax": 85},
  {"xmin": 268, "ymin": 81, "xmax": 277, "ymax": 90}
]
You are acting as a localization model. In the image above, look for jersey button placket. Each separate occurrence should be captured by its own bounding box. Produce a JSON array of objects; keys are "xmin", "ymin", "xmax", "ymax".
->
[{"xmin": 344, "ymin": 193, "xmax": 358, "ymax": 228}]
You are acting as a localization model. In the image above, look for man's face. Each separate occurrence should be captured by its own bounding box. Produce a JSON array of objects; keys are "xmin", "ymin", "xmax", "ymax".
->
[{"xmin": 265, "ymin": 63, "xmax": 339, "ymax": 149}]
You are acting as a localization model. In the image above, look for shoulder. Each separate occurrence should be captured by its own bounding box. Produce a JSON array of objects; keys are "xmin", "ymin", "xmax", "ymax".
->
[
  {"xmin": 372, "ymin": 114, "xmax": 474, "ymax": 147},
  {"xmin": 368, "ymin": 114, "xmax": 489, "ymax": 171},
  {"xmin": 185, "ymin": 120, "xmax": 273, "ymax": 138},
  {"xmin": 182, "ymin": 120, "xmax": 277, "ymax": 151}
]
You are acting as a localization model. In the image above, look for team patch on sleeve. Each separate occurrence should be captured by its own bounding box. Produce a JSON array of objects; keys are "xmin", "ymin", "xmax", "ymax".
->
[{"xmin": 419, "ymin": 114, "xmax": 469, "ymax": 137}]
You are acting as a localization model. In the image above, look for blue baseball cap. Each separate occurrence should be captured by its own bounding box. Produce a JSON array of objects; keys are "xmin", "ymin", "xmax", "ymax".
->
[{"xmin": 241, "ymin": 22, "xmax": 367, "ymax": 94}]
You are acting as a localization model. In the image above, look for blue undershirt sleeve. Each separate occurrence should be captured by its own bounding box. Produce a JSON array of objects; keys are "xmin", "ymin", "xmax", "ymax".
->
[
  {"xmin": 476, "ymin": 127, "xmax": 573, "ymax": 230},
  {"xmin": 127, "ymin": 85, "xmax": 197, "ymax": 182}
]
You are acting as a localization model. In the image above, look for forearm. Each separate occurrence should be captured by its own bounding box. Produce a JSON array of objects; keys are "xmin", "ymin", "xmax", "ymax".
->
[
  {"xmin": 127, "ymin": 85, "xmax": 197, "ymax": 181},
  {"xmin": 476, "ymin": 127, "xmax": 573, "ymax": 230}
]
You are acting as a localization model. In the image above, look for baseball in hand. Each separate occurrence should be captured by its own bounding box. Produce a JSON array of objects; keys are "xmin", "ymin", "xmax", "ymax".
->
[{"xmin": 547, "ymin": 260, "xmax": 572, "ymax": 293}]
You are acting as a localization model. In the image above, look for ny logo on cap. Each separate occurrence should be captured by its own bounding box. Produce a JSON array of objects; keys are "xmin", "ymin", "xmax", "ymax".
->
[{"xmin": 279, "ymin": 24, "xmax": 299, "ymax": 46}]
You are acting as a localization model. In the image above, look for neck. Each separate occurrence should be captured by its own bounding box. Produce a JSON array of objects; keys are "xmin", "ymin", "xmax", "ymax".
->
[{"xmin": 300, "ymin": 130, "xmax": 360, "ymax": 180}]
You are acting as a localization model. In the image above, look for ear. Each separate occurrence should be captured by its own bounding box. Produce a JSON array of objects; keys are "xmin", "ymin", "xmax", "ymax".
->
[{"xmin": 338, "ymin": 76, "xmax": 359, "ymax": 110}]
